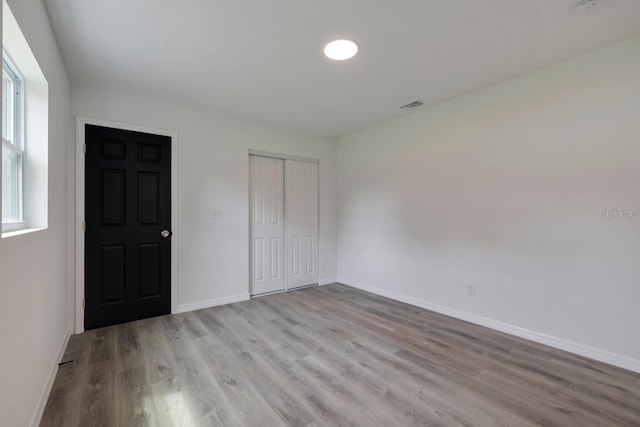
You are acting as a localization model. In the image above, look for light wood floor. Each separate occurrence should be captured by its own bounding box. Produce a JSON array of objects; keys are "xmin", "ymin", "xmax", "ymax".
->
[{"xmin": 41, "ymin": 284, "xmax": 640, "ymax": 427}]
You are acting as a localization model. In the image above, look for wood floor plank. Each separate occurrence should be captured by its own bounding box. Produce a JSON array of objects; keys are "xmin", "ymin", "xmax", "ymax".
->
[
  {"xmin": 194, "ymin": 333, "xmax": 286, "ymax": 427},
  {"xmin": 78, "ymin": 359, "xmax": 116, "ymax": 427},
  {"xmin": 198, "ymin": 309, "xmax": 315, "ymax": 427},
  {"xmin": 114, "ymin": 321, "xmax": 145, "ymax": 372},
  {"xmin": 139, "ymin": 317, "xmax": 183, "ymax": 385},
  {"xmin": 116, "ymin": 366, "xmax": 156, "ymax": 427},
  {"xmin": 41, "ymin": 283, "xmax": 640, "ymax": 427},
  {"xmin": 150, "ymin": 375, "xmax": 201, "ymax": 427}
]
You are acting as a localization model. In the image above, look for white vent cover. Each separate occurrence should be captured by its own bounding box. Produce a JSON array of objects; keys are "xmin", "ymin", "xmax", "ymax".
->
[
  {"xmin": 400, "ymin": 100, "xmax": 424, "ymax": 109},
  {"xmin": 573, "ymin": 0, "xmax": 608, "ymax": 14}
]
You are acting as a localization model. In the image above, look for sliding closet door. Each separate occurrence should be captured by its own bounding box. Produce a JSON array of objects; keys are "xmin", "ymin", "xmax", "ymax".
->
[
  {"xmin": 250, "ymin": 156, "xmax": 285, "ymax": 295},
  {"xmin": 285, "ymin": 160, "xmax": 319, "ymax": 289}
]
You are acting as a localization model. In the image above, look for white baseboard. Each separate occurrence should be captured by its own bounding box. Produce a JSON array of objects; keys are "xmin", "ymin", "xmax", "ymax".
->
[
  {"xmin": 319, "ymin": 277, "xmax": 338, "ymax": 286},
  {"xmin": 30, "ymin": 327, "xmax": 71, "ymax": 427},
  {"xmin": 337, "ymin": 277, "xmax": 640, "ymax": 374},
  {"xmin": 176, "ymin": 293, "xmax": 250, "ymax": 313}
]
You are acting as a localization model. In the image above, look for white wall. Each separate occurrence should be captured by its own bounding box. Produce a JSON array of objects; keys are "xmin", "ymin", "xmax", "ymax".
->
[
  {"xmin": 337, "ymin": 35, "xmax": 640, "ymax": 371},
  {"xmin": 71, "ymin": 86, "xmax": 337, "ymax": 313},
  {"xmin": 0, "ymin": 0, "xmax": 72, "ymax": 426}
]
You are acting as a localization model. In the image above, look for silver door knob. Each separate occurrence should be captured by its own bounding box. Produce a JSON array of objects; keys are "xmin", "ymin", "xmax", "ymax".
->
[{"xmin": 161, "ymin": 230, "xmax": 171, "ymax": 238}]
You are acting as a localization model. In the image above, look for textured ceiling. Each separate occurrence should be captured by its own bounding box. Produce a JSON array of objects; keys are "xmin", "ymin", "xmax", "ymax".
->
[{"xmin": 44, "ymin": 0, "xmax": 640, "ymax": 136}]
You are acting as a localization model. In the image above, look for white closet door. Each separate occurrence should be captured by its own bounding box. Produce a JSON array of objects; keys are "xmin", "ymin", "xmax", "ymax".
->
[
  {"xmin": 285, "ymin": 160, "xmax": 319, "ymax": 289},
  {"xmin": 250, "ymin": 156, "xmax": 285, "ymax": 295}
]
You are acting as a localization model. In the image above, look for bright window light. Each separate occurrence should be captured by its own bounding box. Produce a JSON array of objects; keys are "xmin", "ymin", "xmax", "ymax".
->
[{"xmin": 324, "ymin": 39, "xmax": 358, "ymax": 61}]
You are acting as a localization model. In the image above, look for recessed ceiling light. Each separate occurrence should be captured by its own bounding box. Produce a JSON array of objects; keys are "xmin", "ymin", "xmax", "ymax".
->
[{"xmin": 324, "ymin": 39, "xmax": 358, "ymax": 61}]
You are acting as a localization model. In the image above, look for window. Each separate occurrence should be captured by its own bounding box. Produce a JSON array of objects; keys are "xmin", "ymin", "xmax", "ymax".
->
[
  {"xmin": 1, "ymin": 0, "xmax": 48, "ymax": 237},
  {"xmin": 2, "ymin": 54, "xmax": 24, "ymax": 230}
]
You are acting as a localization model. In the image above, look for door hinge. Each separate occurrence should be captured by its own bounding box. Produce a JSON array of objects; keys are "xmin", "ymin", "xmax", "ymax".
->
[
  {"xmin": 82, "ymin": 221, "xmax": 86, "ymax": 232},
  {"xmin": 82, "ymin": 299, "xmax": 85, "ymax": 309},
  {"xmin": 83, "ymin": 144, "xmax": 86, "ymax": 154}
]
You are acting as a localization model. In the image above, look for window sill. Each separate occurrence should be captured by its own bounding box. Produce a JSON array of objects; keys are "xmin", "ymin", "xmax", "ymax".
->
[
  {"xmin": 1, "ymin": 227, "xmax": 45, "ymax": 239},
  {"xmin": 2, "ymin": 220, "xmax": 26, "ymax": 232}
]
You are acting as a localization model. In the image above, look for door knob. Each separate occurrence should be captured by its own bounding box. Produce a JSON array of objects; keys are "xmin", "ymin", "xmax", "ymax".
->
[{"xmin": 161, "ymin": 230, "xmax": 171, "ymax": 238}]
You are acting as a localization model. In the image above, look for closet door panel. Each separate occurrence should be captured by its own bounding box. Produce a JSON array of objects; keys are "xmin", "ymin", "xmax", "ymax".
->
[
  {"xmin": 250, "ymin": 156, "xmax": 285, "ymax": 295},
  {"xmin": 285, "ymin": 160, "xmax": 319, "ymax": 288}
]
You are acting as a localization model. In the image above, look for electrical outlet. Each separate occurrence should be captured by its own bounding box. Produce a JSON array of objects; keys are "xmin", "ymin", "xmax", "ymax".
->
[{"xmin": 467, "ymin": 285, "xmax": 476, "ymax": 297}]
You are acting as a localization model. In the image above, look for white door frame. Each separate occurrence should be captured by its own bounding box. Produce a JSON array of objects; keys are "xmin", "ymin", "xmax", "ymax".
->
[{"xmin": 75, "ymin": 116, "xmax": 179, "ymax": 334}]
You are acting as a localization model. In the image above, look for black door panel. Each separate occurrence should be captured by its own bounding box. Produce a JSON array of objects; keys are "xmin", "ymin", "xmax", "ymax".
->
[{"xmin": 85, "ymin": 125, "xmax": 171, "ymax": 330}]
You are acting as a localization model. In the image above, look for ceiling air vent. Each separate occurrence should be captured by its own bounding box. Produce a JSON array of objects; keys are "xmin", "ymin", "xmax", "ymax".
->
[
  {"xmin": 572, "ymin": 0, "xmax": 607, "ymax": 14},
  {"xmin": 400, "ymin": 100, "xmax": 424, "ymax": 110}
]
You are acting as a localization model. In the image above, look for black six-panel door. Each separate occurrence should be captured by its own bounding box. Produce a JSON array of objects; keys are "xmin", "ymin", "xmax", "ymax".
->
[{"xmin": 85, "ymin": 125, "xmax": 171, "ymax": 330}]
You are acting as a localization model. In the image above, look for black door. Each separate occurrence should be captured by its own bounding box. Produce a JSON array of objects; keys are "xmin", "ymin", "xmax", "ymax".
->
[{"xmin": 85, "ymin": 125, "xmax": 171, "ymax": 330}]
